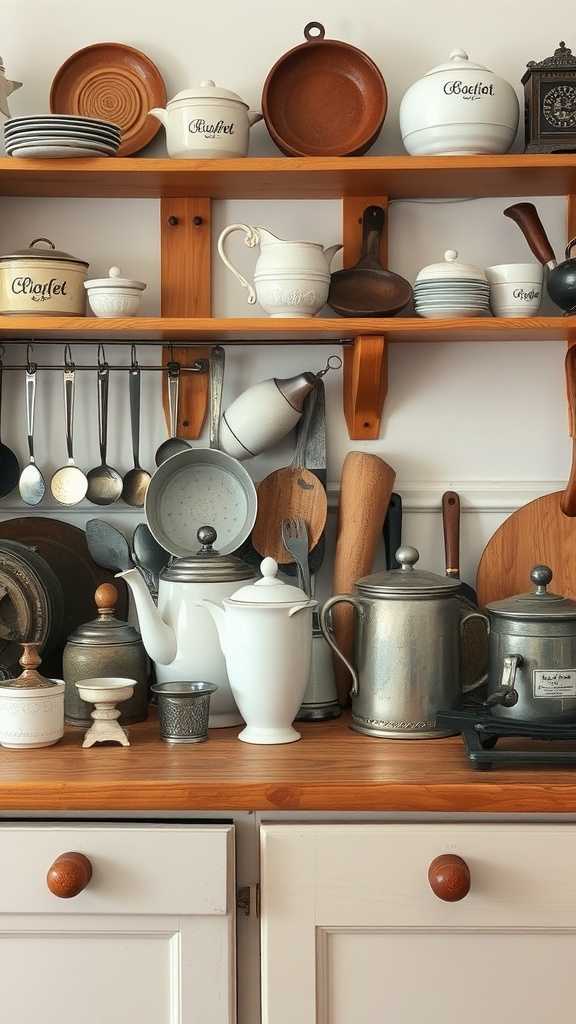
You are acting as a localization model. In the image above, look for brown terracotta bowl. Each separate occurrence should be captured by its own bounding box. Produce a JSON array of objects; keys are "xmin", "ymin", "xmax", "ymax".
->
[{"xmin": 262, "ymin": 22, "xmax": 387, "ymax": 157}]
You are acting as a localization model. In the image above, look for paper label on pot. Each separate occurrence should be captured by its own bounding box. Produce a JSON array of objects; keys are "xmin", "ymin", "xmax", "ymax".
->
[{"xmin": 533, "ymin": 669, "xmax": 576, "ymax": 699}]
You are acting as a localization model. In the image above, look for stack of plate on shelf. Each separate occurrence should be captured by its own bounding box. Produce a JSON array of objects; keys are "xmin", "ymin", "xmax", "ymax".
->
[
  {"xmin": 414, "ymin": 249, "xmax": 490, "ymax": 319},
  {"xmin": 3, "ymin": 115, "xmax": 121, "ymax": 158}
]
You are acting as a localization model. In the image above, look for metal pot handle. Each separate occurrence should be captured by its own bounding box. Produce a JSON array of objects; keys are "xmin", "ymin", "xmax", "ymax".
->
[
  {"xmin": 319, "ymin": 594, "xmax": 362, "ymax": 698},
  {"xmin": 566, "ymin": 237, "xmax": 576, "ymax": 260},
  {"xmin": 485, "ymin": 654, "xmax": 521, "ymax": 709},
  {"xmin": 217, "ymin": 224, "xmax": 259, "ymax": 305},
  {"xmin": 459, "ymin": 608, "xmax": 491, "ymax": 693}
]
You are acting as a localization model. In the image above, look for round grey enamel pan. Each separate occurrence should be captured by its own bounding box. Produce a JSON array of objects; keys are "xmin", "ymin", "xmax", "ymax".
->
[{"xmin": 145, "ymin": 447, "xmax": 257, "ymax": 558}]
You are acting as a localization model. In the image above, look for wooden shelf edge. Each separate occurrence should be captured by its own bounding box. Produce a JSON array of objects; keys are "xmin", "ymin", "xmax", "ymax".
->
[{"xmin": 0, "ymin": 316, "xmax": 574, "ymax": 342}]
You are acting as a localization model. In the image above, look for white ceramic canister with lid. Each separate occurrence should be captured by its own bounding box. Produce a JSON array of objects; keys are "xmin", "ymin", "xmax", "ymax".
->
[
  {"xmin": 0, "ymin": 237, "xmax": 88, "ymax": 315},
  {"xmin": 149, "ymin": 80, "xmax": 262, "ymax": 158},
  {"xmin": 400, "ymin": 49, "xmax": 519, "ymax": 155}
]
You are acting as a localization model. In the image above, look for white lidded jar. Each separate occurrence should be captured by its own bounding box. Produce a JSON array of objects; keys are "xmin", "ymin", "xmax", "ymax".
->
[
  {"xmin": 200, "ymin": 558, "xmax": 317, "ymax": 744},
  {"xmin": 400, "ymin": 49, "xmax": 519, "ymax": 155},
  {"xmin": 149, "ymin": 80, "xmax": 262, "ymax": 159},
  {"xmin": 0, "ymin": 237, "xmax": 88, "ymax": 315},
  {"xmin": 0, "ymin": 642, "xmax": 64, "ymax": 749}
]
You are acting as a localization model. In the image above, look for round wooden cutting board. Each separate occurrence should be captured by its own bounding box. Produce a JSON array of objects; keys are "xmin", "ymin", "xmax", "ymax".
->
[{"xmin": 476, "ymin": 491, "xmax": 576, "ymax": 605}]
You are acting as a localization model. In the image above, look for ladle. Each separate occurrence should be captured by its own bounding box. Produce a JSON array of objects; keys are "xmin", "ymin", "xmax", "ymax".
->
[
  {"xmin": 86, "ymin": 349, "xmax": 123, "ymax": 506},
  {"xmin": 154, "ymin": 362, "xmax": 190, "ymax": 466},
  {"xmin": 122, "ymin": 351, "xmax": 151, "ymax": 507},
  {"xmin": 18, "ymin": 358, "xmax": 45, "ymax": 506}
]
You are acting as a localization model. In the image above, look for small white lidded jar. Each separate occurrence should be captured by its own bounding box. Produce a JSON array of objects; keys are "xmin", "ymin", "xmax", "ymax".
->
[
  {"xmin": 84, "ymin": 266, "xmax": 146, "ymax": 318},
  {"xmin": 0, "ymin": 642, "xmax": 64, "ymax": 749}
]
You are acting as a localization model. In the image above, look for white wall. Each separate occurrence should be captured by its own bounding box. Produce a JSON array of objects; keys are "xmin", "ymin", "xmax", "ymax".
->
[{"xmin": 0, "ymin": 0, "xmax": 571, "ymax": 593}]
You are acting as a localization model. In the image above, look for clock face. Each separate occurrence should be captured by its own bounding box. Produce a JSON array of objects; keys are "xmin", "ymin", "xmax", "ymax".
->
[{"xmin": 542, "ymin": 83, "xmax": 576, "ymax": 129}]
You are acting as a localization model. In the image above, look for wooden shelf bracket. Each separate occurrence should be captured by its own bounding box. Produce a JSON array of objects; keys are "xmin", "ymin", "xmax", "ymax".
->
[{"xmin": 342, "ymin": 196, "xmax": 390, "ymax": 439}]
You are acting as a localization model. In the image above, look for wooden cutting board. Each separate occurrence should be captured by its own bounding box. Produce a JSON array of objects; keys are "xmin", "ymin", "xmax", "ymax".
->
[{"xmin": 477, "ymin": 347, "xmax": 576, "ymax": 605}]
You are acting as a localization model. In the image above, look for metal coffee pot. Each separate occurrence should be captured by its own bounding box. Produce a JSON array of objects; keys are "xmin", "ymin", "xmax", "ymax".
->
[
  {"xmin": 485, "ymin": 565, "xmax": 576, "ymax": 722},
  {"xmin": 320, "ymin": 546, "xmax": 489, "ymax": 738}
]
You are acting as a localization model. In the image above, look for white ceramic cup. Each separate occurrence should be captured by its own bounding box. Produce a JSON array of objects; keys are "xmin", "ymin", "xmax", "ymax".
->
[{"xmin": 486, "ymin": 264, "xmax": 543, "ymax": 318}]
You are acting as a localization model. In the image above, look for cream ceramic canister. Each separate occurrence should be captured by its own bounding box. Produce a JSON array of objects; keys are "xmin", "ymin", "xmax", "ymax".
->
[
  {"xmin": 0, "ymin": 642, "xmax": 64, "ymax": 749},
  {"xmin": 0, "ymin": 237, "xmax": 88, "ymax": 316},
  {"xmin": 149, "ymin": 80, "xmax": 262, "ymax": 158},
  {"xmin": 400, "ymin": 48, "xmax": 519, "ymax": 155},
  {"xmin": 200, "ymin": 558, "xmax": 317, "ymax": 744},
  {"xmin": 217, "ymin": 224, "xmax": 342, "ymax": 317}
]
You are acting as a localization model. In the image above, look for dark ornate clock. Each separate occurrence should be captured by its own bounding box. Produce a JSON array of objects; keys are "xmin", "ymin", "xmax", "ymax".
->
[{"xmin": 523, "ymin": 41, "xmax": 576, "ymax": 152}]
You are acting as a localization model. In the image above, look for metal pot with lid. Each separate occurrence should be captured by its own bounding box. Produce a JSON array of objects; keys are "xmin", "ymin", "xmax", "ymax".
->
[
  {"xmin": 320, "ymin": 545, "xmax": 489, "ymax": 738},
  {"xmin": 118, "ymin": 526, "xmax": 257, "ymax": 727},
  {"xmin": 0, "ymin": 237, "xmax": 89, "ymax": 316},
  {"xmin": 63, "ymin": 583, "xmax": 149, "ymax": 726},
  {"xmin": 486, "ymin": 565, "xmax": 576, "ymax": 721}
]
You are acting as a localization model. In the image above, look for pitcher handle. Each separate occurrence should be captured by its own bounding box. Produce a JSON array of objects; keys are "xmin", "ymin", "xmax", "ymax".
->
[
  {"xmin": 320, "ymin": 595, "xmax": 362, "ymax": 698},
  {"xmin": 460, "ymin": 609, "xmax": 491, "ymax": 692},
  {"xmin": 217, "ymin": 223, "xmax": 260, "ymax": 305}
]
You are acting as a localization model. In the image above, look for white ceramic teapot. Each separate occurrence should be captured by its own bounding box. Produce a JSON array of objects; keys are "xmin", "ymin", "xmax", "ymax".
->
[
  {"xmin": 117, "ymin": 527, "xmax": 256, "ymax": 727},
  {"xmin": 200, "ymin": 558, "xmax": 317, "ymax": 744},
  {"xmin": 149, "ymin": 80, "xmax": 262, "ymax": 159},
  {"xmin": 217, "ymin": 224, "xmax": 342, "ymax": 317}
]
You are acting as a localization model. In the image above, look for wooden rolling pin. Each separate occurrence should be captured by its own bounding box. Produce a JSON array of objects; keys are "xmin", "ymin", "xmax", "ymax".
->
[{"xmin": 332, "ymin": 452, "xmax": 396, "ymax": 706}]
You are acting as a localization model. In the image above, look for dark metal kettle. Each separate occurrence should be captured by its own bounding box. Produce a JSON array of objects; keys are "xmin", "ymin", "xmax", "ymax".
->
[{"xmin": 504, "ymin": 202, "xmax": 576, "ymax": 314}]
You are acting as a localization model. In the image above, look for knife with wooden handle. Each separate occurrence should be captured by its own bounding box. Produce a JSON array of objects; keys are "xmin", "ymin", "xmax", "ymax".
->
[{"xmin": 332, "ymin": 452, "xmax": 396, "ymax": 706}]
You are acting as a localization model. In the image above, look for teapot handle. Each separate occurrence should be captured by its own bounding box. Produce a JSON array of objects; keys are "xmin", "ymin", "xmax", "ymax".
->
[
  {"xmin": 460, "ymin": 608, "xmax": 491, "ymax": 692},
  {"xmin": 566, "ymin": 237, "xmax": 576, "ymax": 260},
  {"xmin": 319, "ymin": 595, "xmax": 362, "ymax": 698},
  {"xmin": 217, "ymin": 224, "xmax": 260, "ymax": 305}
]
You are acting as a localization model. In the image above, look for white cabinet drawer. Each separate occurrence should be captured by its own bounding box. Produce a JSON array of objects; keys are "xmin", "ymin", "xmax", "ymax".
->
[{"xmin": 0, "ymin": 823, "xmax": 233, "ymax": 915}]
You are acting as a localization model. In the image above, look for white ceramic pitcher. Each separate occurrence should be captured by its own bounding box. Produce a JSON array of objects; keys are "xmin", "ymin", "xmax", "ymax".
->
[{"xmin": 217, "ymin": 224, "xmax": 341, "ymax": 317}]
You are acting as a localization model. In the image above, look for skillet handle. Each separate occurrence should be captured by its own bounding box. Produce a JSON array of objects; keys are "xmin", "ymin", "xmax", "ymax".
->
[{"xmin": 360, "ymin": 206, "xmax": 386, "ymax": 263}]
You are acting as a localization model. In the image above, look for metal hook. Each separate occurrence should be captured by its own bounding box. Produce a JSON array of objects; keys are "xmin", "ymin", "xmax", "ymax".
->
[
  {"xmin": 26, "ymin": 342, "xmax": 36, "ymax": 374},
  {"xmin": 64, "ymin": 344, "xmax": 74, "ymax": 370},
  {"xmin": 97, "ymin": 344, "xmax": 108, "ymax": 372},
  {"xmin": 130, "ymin": 344, "xmax": 139, "ymax": 369},
  {"xmin": 316, "ymin": 353, "xmax": 343, "ymax": 378}
]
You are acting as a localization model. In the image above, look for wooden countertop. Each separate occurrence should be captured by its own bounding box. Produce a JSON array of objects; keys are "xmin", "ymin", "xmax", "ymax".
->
[{"xmin": 2, "ymin": 713, "xmax": 576, "ymax": 813}]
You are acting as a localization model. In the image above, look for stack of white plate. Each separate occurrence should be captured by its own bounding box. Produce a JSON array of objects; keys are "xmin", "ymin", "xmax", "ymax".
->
[
  {"xmin": 414, "ymin": 249, "xmax": 490, "ymax": 319},
  {"xmin": 4, "ymin": 115, "xmax": 121, "ymax": 158}
]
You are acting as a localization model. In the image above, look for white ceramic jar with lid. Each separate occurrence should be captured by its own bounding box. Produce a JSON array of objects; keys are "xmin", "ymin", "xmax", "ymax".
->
[
  {"xmin": 0, "ymin": 237, "xmax": 88, "ymax": 315},
  {"xmin": 200, "ymin": 557, "xmax": 317, "ymax": 744},
  {"xmin": 0, "ymin": 642, "xmax": 64, "ymax": 749},
  {"xmin": 416, "ymin": 249, "xmax": 488, "ymax": 284},
  {"xmin": 149, "ymin": 80, "xmax": 263, "ymax": 158},
  {"xmin": 400, "ymin": 48, "xmax": 519, "ymax": 155},
  {"xmin": 84, "ymin": 266, "xmax": 146, "ymax": 318}
]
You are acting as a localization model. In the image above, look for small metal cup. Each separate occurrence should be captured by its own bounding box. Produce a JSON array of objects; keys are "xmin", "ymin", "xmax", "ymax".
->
[{"xmin": 151, "ymin": 681, "xmax": 217, "ymax": 743}]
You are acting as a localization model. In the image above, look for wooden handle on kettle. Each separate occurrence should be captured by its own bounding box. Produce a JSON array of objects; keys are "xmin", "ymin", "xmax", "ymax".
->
[
  {"xmin": 503, "ymin": 203, "xmax": 557, "ymax": 266},
  {"xmin": 442, "ymin": 491, "xmax": 461, "ymax": 578},
  {"xmin": 47, "ymin": 852, "xmax": 93, "ymax": 898},
  {"xmin": 332, "ymin": 452, "xmax": 396, "ymax": 706},
  {"xmin": 428, "ymin": 854, "xmax": 470, "ymax": 902}
]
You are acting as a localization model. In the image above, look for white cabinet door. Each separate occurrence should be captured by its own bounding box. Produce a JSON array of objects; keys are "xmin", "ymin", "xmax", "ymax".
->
[
  {"xmin": 261, "ymin": 823, "xmax": 576, "ymax": 1024},
  {"xmin": 0, "ymin": 824, "xmax": 235, "ymax": 1024}
]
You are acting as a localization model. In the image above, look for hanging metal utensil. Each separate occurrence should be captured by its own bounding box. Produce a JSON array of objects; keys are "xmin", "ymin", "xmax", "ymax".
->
[
  {"xmin": 18, "ymin": 349, "xmax": 45, "ymax": 506},
  {"xmin": 50, "ymin": 347, "xmax": 88, "ymax": 506},
  {"xmin": 154, "ymin": 361, "xmax": 190, "ymax": 466},
  {"xmin": 86, "ymin": 346, "xmax": 123, "ymax": 506},
  {"xmin": 0, "ymin": 354, "xmax": 20, "ymax": 499},
  {"xmin": 122, "ymin": 347, "xmax": 151, "ymax": 507}
]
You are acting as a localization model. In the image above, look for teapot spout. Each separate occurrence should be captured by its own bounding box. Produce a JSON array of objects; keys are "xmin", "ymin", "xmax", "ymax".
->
[
  {"xmin": 148, "ymin": 107, "xmax": 167, "ymax": 128},
  {"xmin": 323, "ymin": 243, "xmax": 343, "ymax": 267},
  {"xmin": 116, "ymin": 568, "xmax": 176, "ymax": 665}
]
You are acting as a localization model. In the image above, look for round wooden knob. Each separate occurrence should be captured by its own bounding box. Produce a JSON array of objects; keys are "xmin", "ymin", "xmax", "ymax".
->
[
  {"xmin": 95, "ymin": 583, "xmax": 117, "ymax": 614},
  {"xmin": 47, "ymin": 852, "xmax": 92, "ymax": 899},
  {"xmin": 428, "ymin": 854, "xmax": 470, "ymax": 902}
]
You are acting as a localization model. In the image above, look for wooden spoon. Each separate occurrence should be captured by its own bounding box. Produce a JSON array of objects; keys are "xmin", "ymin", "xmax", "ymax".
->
[
  {"xmin": 332, "ymin": 452, "xmax": 396, "ymax": 705},
  {"xmin": 252, "ymin": 386, "xmax": 327, "ymax": 562},
  {"xmin": 562, "ymin": 345, "xmax": 576, "ymax": 516}
]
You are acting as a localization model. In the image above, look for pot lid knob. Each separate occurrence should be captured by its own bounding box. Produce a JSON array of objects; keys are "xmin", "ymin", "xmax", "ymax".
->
[
  {"xmin": 95, "ymin": 583, "xmax": 117, "ymax": 618},
  {"xmin": 197, "ymin": 525, "xmax": 217, "ymax": 553},
  {"xmin": 530, "ymin": 564, "xmax": 553, "ymax": 595},
  {"xmin": 396, "ymin": 546, "xmax": 419, "ymax": 571},
  {"xmin": 200, "ymin": 79, "xmax": 216, "ymax": 88},
  {"xmin": 449, "ymin": 49, "xmax": 469, "ymax": 62},
  {"xmin": 259, "ymin": 557, "xmax": 279, "ymax": 584}
]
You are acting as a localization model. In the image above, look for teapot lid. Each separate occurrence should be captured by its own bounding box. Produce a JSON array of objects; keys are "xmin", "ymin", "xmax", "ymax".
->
[
  {"xmin": 161, "ymin": 526, "xmax": 255, "ymax": 584},
  {"xmin": 168, "ymin": 80, "xmax": 249, "ymax": 107},
  {"xmin": 416, "ymin": 249, "xmax": 487, "ymax": 283},
  {"xmin": 229, "ymin": 557, "xmax": 309, "ymax": 604},
  {"xmin": 423, "ymin": 48, "xmax": 491, "ymax": 75},
  {"xmin": 486, "ymin": 565, "xmax": 576, "ymax": 620},
  {"xmin": 67, "ymin": 584, "xmax": 142, "ymax": 646},
  {"xmin": 357, "ymin": 546, "xmax": 461, "ymax": 598}
]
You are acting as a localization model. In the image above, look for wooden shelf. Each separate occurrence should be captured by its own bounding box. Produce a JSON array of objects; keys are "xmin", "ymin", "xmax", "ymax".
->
[
  {"xmin": 1, "ymin": 154, "xmax": 576, "ymax": 200},
  {"xmin": 0, "ymin": 315, "xmax": 573, "ymax": 342}
]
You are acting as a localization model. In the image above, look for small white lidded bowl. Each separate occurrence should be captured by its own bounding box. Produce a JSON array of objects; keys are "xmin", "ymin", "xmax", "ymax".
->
[
  {"xmin": 84, "ymin": 266, "xmax": 146, "ymax": 318},
  {"xmin": 486, "ymin": 264, "xmax": 543, "ymax": 318}
]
